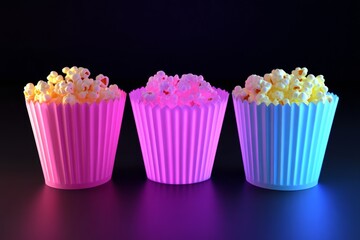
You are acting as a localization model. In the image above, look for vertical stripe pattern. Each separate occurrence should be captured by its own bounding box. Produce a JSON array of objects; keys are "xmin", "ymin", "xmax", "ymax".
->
[
  {"xmin": 26, "ymin": 92, "xmax": 126, "ymax": 189},
  {"xmin": 233, "ymin": 94, "xmax": 339, "ymax": 190},
  {"xmin": 130, "ymin": 88, "xmax": 228, "ymax": 184}
]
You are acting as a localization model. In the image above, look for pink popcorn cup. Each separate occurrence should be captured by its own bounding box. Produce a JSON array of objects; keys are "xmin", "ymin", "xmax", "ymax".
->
[
  {"xmin": 130, "ymin": 87, "xmax": 228, "ymax": 184},
  {"xmin": 25, "ymin": 91, "xmax": 126, "ymax": 189},
  {"xmin": 233, "ymin": 93, "xmax": 339, "ymax": 190}
]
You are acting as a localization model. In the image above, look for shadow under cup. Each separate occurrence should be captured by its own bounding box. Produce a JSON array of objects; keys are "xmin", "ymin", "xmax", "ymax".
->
[{"xmin": 233, "ymin": 93, "xmax": 339, "ymax": 191}]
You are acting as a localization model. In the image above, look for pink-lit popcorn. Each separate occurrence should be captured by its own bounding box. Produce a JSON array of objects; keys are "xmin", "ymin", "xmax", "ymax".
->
[
  {"xmin": 79, "ymin": 68, "xmax": 90, "ymax": 79},
  {"xmin": 96, "ymin": 74, "xmax": 109, "ymax": 88},
  {"xmin": 130, "ymin": 71, "xmax": 228, "ymax": 185},
  {"xmin": 62, "ymin": 93, "xmax": 77, "ymax": 104},
  {"xmin": 141, "ymin": 71, "xmax": 220, "ymax": 107},
  {"xmin": 91, "ymin": 80, "xmax": 102, "ymax": 93},
  {"xmin": 233, "ymin": 67, "xmax": 333, "ymax": 106},
  {"xmin": 64, "ymin": 82, "xmax": 74, "ymax": 94},
  {"xmin": 87, "ymin": 91, "xmax": 99, "ymax": 100},
  {"xmin": 244, "ymin": 75, "xmax": 261, "ymax": 92},
  {"xmin": 232, "ymin": 86, "xmax": 249, "ymax": 101},
  {"xmin": 109, "ymin": 84, "xmax": 122, "ymax": 98},
  {"xmin": 244, "ymin": 75, "xmax": 272, "ymax": 96},
  {"xmin": 142, "ymin": 91, "xmax": 157, "ymax": 103},
  {"xmin": 24, "ymin": 66, "xmax": 123, "ymax": 104},
  {"xmin": 77, "ymin": 91, "xmax": 88, "ymax": 100},
  {"xmin": 99, "ymin": 88, "xmax": 114, "ymax": 100},
  {"xmin": 81, "ymin": 78, "xmax": 94, "ymax": 91}
]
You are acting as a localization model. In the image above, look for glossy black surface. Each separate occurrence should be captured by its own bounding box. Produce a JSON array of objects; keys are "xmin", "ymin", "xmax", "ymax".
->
[{"xmin": 1, "ymin": 163, "xmax": 360, "ymax": 239}]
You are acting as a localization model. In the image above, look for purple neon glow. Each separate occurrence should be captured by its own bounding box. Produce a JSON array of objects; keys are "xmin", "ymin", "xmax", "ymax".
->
[
  {"xmin": 130, "ymin": 87, "xmax": 228, "ymax": 184},
  {"xmin": 25, "ymin": 93, "xmax": 126, "ymax": 189}
]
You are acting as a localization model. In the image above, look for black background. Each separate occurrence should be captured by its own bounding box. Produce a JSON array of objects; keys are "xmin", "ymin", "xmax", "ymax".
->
[{"xmin": 1, "ymin": 0, "xmax": 359, "ymax": 239}]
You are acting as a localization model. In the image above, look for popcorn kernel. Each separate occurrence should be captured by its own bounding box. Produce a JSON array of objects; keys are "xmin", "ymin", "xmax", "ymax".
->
[
  {"xmin": 233, "ymin": 67, "xmax": 333, "ymax": 105},
  {"xmin": 24, "ymin": 66, "xmax": 122, "ymax": 104}
]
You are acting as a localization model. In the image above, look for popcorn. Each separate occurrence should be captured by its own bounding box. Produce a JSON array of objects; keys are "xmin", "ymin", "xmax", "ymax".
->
[
  {"xmin": 35, "ymin": 81, "xmax": 50, "ymax": 95},
  {"xmin": 63, "ymin": 93, "xmax": 77, "ymax": 104},
  {"xmin": 91, "ymin": 80, "xmax": 102, "ymax": 92},
  {"xmin": 54, "ymin": 81, "xmax": 67, "ymax": 95},
  {"xmin": 24, "ymin": 66, "xmax": 123, "ymax": 104},
  {"xmin": 36, "ymin": 93, "xmax": 51, "ymax": 103},
  {"xmin": 233, "ymin": 67, "xmax": 333, "ymax": 105},
  {"xmin": 269, "ymin": 90, "xmax": 284, "ymax": 101},
  {"xmin": 24, "ymin": 83, "xmax": 35, "ymax": 101},
  {"xmin": 96, "ymin": 74, "xmax": 109, "ymax": 88},
  {"xmin": 64, "ymin": 82, "xmax": 74, "ymax": 94},
  {"xmin": 99, "ymin": 88, "xmax": 114, "ymax": 100},
  {"xmin": 280, "ymin": 98, "xmax": 291, "ymax": 105},
  {"xmin": 232, "ymin": 86, "xmax": 249, "ymax": 100},
  {"xmin": 47, "ymin": 71, "xmax": 60, "ymax": 84},
  {"xmin": 245, "ymin": 75, "xmax": 263, "ymax": 94},
  {"xmin": 289, "ymin": 78, "xmax": 302, "ymax": 91},
  {"xmin": 50, "ymin": 71, "xmax": 58, "ymax": 77},
  {"xmin": 109, "ymin": 84, "xmax": 122, "ymax": 98},
  {"xmin": 141, "ymin": 71, "xmax": 220, "ymax": 107},
  {"xmin": 70, "ymin": 66, "xmax": 78, "ymax": 72},
  {"xmin": 142, "ymin": 91, "xmax": 157, "ymax": 102},
  {"xmin": 81, "ymin": 78, "xmax": 93, "ymax": 91},
  {"xmin": 255, "ymin": 94, "xmax": 271, "ymax": 105},
  {"xmin": 87, "ymin": 91, "xmax": 99, "ymax": 100},
  {"xmin": 78, "ymin": 91, "xmax": 88, "ymax": 100},
  {"xmin": 79, "ymin": 68, "xmax": 90, "ymax": 79},
  {"xmin": 62, "ymin": 67, "xmax": 70, "ymax": 74},
  {"xmin": 292, "ymin": 67, "xmax": 308, "ymax": 80},
  {"xmin": 55, "ymin": 75, "xmax": 64, "ymax": 83}
]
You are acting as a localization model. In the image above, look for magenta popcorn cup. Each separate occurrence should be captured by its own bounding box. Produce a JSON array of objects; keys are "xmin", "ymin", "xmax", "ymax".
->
[
  {"xmin": 130, "ymin": 87, "xmax": 228, "ymax": 184},
  {"xmin": 233, "ymin": 93, "xmax": 339, "ymax": 191},
  {"xmin": 26, "ymin": 92, "xmax": 126, "ymax": 189}
]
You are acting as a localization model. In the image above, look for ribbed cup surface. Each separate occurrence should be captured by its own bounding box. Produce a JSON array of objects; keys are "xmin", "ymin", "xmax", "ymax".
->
[
  {"xmin": 26, "ymin": 93, "xmax": 126, "ymax": 189},
  {"xmin": 233, "ymin": 94, "xmax": 339, "ymax": 190},
  {"xmin": 130, "ymin": 88, "xmax": 228, "ymax": 184}
]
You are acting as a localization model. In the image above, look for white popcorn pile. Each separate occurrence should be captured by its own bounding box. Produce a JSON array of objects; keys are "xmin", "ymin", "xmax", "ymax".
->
[{"xmin": 141, "ymin": 71, "xmax": 220, "ymax": 107}]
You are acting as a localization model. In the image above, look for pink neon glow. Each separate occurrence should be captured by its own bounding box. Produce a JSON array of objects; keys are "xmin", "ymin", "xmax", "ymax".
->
[
  {"xmin": 141, "ymin": 71, "xmax": 221, "ymax": 107},
  {"xmin": 130, "ymin": 87, "xmax": 229, "ymax": 184},
  {"xmin": 25, "ymin": 92, "xmax": 126, "ymax": 189}
]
